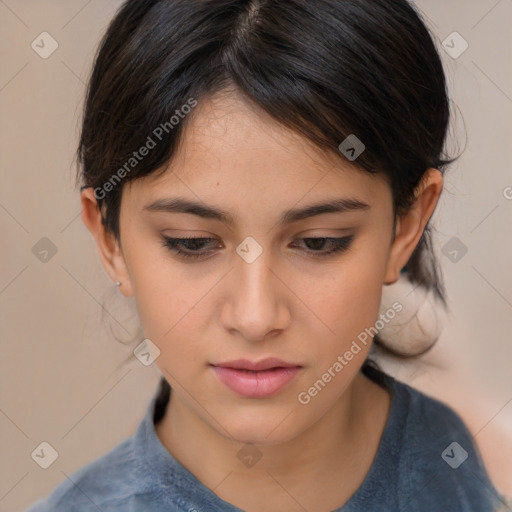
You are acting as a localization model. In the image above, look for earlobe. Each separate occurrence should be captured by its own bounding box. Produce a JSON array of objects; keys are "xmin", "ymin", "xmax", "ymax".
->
[
  {"xmin": 80, "ymin": 188, "xmax": 134, "ymax": 297},
  {"xmin": 383, "ymin": 168, "xmax": 443, "ymax": 286}
]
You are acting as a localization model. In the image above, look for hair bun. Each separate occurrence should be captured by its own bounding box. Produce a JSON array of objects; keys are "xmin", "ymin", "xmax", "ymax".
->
[{"xmin": 376, "ymin": 270, "xmax": 448, "ymax": 357}]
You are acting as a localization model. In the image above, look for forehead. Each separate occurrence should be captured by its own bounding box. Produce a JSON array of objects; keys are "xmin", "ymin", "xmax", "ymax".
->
[{"xmin": 124, "ymin": 90, "xmax": 389, "ymax": 209}]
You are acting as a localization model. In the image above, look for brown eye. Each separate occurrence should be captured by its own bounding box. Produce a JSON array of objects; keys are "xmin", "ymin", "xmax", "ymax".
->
[
  {"xmin": 162, "ymin": 237, "xmax": 220, "ymax": 259},
  {"xmin": 292, "ymin": 236, "xmax": 354, "ymax": 257}
]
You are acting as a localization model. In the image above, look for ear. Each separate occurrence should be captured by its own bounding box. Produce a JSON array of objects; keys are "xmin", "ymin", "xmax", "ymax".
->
[
  {"xmin": 384, "ymin": 168, "xmax": 443, "ymax": 285},
  {"xmin": 80, "ymin": 188, "xmax": 134, "ymax": 297}
]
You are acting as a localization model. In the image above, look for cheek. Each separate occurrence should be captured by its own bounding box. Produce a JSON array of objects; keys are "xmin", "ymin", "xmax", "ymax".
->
[
  {"xmin": 135, "ymin": 281, "xmax": 201, "ymax": 339},
  {"xmin": 126, "ymin": 247, "xmax": 203, "ymax": 347},
  {"xmin": 132, "ymin": 272, "xmax": 210, "ymax": 383},
  {"xmin": 308, "ymin": 255, "xmax": 385, "ymax": 338},
  {"xmin": 290, "ymin": 256, "xmax": 384, "ymax": 407},
  {"xmin": 338, "ymin": 265, "xmax": 384, "ymax": 334}
]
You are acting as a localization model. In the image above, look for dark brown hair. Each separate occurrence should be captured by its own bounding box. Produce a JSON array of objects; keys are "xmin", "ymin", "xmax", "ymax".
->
[{"xmin": 77, "ymin": 0, "xmax": 460, "ymax": 395}]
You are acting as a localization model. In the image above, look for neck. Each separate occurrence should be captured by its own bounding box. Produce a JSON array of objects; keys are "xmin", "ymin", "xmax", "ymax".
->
[{"xmin": 155, "ymin": 371, "xmax": 390, "ymax": 511}]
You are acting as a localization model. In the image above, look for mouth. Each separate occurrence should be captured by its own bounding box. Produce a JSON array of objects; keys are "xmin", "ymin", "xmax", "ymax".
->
[
  {"xmin": 210, "ymin": 358, "xmax": 302, "ymax": 398},
  {"xmin": 210, "ymin": 357, "xmax": 302, "ymax": 372}
]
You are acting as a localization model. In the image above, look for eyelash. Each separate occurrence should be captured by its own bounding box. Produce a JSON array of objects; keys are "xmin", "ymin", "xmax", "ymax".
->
[{"xmin": 161, "ymin": 236, "xmax": 354, "ymax": 260}]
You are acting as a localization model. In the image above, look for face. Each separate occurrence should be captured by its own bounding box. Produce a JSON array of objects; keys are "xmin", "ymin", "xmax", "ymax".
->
[{"xmin": 110, "ymin": 90, "xmax": 397, "ymax": 445}]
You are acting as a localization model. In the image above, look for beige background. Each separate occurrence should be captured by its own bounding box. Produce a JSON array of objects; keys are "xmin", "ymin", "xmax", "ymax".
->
[{"xmin": 1, "ymin": 0, "xmax": 511, "ymax": 510}]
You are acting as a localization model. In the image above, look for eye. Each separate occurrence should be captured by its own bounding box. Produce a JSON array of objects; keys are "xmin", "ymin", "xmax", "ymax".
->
[
  {"xmin": 162, "ymin": 236, "xmax": 354, "ymax": 260},
  {"xmin": 162, "ymin": 237, "xmax": 220, "ymax": 260},
  {"xmin": 291, "ymin": 236, "xmax": 354, "ymax": 257}
]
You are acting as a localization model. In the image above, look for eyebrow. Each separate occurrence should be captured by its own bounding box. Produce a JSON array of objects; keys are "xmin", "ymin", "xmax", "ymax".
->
[{"xmin": 143, "ymin": 196, "xmax": 371, "ymax": 225}]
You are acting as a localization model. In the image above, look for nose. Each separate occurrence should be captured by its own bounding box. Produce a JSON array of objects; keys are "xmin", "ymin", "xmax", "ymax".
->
[{"xmin": 220, "ymin": 247, "xmax": 290, "ymax": 342}]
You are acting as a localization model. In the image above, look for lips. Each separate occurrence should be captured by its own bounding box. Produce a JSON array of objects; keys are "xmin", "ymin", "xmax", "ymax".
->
[
  {"xmin": 210, "ymin": 358, "xmax": 302, "ymax": 398},
  {"xmin": 211, "ymin": 357, "xmax": 300, "ymax": 371}
]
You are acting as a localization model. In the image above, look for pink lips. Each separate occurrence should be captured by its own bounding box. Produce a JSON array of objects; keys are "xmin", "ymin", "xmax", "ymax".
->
[{"xmin": 210, "ymin": 358, "xmax": 302, "ymax": 398}]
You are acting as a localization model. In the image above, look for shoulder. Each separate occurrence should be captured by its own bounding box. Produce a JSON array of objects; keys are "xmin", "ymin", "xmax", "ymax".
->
[
  {"xmin": 388, "ymin": 376, "xmax": 507, "ymax": 511},
  {"xmin": 26, "ymin": 437, "xmax": 145, "ymax": 512},
  {"xmin": 26, "ymin": 392, "xmax": 187, "ymax": 512}
]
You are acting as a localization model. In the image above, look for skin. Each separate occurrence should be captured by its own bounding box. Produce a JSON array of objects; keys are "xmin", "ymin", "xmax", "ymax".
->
[{"xmin": 81, "ymin": 89, "xmax": 443, "ymax": 511}]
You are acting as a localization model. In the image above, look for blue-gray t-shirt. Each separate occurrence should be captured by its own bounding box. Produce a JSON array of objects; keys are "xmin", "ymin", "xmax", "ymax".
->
[{"xmin": 27, "ymin": 369, "xmax": 509, "ymax": 511}]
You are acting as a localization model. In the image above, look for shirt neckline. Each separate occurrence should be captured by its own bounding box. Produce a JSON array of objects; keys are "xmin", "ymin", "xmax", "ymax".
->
[{"xmin": 133, "ymin": 369, "xmax": 407, "ymax": 511}]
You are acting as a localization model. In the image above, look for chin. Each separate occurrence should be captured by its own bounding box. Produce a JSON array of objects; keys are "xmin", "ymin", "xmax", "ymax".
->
[{"xmin": 216, "ymin": 410, "xmax": 304, "ymax": 447}]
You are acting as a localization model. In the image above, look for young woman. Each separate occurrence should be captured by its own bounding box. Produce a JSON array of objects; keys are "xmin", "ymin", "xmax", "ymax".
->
[{"xmin": 28, "ymin": 0, "xmax": 508, "ymax": 510}]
